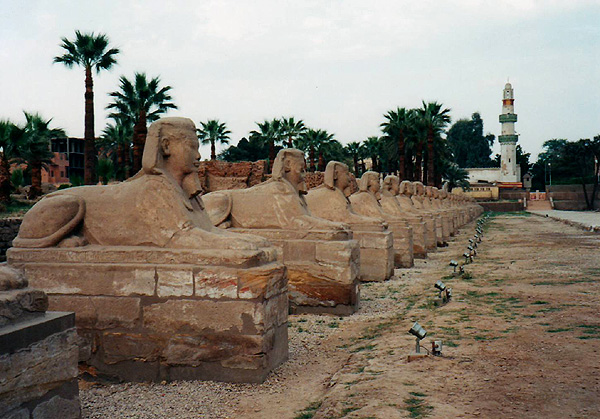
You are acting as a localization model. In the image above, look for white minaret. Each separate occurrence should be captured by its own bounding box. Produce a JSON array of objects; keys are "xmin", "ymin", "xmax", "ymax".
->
[{"xmin": 498, "ymin": 82, "xmax": 519, "ymax": 182}]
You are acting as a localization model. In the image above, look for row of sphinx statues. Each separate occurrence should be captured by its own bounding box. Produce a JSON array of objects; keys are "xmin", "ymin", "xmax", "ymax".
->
[{"xmin": 4, "ymin": 117, "xmax": 483, "ymax": 382}]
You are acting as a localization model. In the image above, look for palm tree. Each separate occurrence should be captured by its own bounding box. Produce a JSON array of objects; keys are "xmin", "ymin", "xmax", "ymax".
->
[
  {"xmin": 107, "ymin": 72, "xmax": 177, "ymax": 174},
  {"xmin": 0, "ymin": 120, "xmax": 23, "ymax": 202},
  {"xmin": 345, "ymin": 142, "xmax": 363, "ymax": 176},
  {"xmin": 99, "ymin": 121, "xmax": 132, "ymax": 180},
  {"xmin": 249, "ymin": 119, "xmax": 284, "ymax": 171},
  {"xmin": 297, "ymin": 129, "xmax": 333, "ymax": 172},
  {"xmin": 417, "ymin": 101, "xmax": 451, "ymax": 186},
  {"xmin": 197, "ymin": 120, "xmax": 231, "ymax": 160},
  {"xmin": 315, "ymin": 134, "xmax": 337, "ymax": 171},
  {"xmin": 54, "ymin": 31, "xmax": 119, "ymax": 185},
  {"xmin": 281, "ymin": 117, "xmax": 306, "ymax": 148},
  {"xmin": 381, "ymin": 107, "xmax": 414, "ymax": 180},
  {"xmin": 19, "ymin": 112, "xmax": 66, "ymax": 199},
  {"xmin": 363, "ymin": 136, "xmax": 382, "ymax": 172}
]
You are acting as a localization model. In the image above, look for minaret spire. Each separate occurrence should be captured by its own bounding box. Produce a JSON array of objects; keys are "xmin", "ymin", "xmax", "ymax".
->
[{"xmin": 498, "ymin": 82, "xmax": 519, "ymax": 183}]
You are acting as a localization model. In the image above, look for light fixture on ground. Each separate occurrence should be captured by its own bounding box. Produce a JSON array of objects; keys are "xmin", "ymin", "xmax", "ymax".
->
[
  {"xmin": 474, "ymin": 234, "xmax": 481, "ymax": 243},
  {"xmin": 408, "ymin": 322, "xmax": 427, "ymax": 354},
  {"xmin": 449, "ymin": 260, "xmax": 459, "ymax": 272},
  {"xmin": 463, "ymin": 252, "xmax": 472, "ymax": 264},
  {"xmin": 469, "ymin": 238, "xmax": 477, "ymax": 249},
  {"xmin": 435, "ymin": 280, "xmax": 452, "ymax": 303},
  {"xmin": 432, "ymin": 340, "xmax": 443, "ymax": 356},
  {"xmin": 468, "ymin": 245, "xmax": 476, "ymax": 256}
]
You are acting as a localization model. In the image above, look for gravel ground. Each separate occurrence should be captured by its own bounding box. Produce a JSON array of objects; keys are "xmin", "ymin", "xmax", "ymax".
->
[{"xmin": 80, "ymin": 270, "xmax": 418, "ymax": 418}]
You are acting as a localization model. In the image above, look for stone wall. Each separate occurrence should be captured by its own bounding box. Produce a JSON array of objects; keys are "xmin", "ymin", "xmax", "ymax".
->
[
  {"xmin": 547, "ymin": 184, "xmax": 600, "ymax": 210},
  {"xmin": 478, "ymin": 201, "xmax": 525, "ymax": 212},
  {"xmin": 198, "ymin": 160, "xmax": 267, "ymax": 193},
  {"xmin": 0, "ymin": 218, "xmax": 22, "ymax": 262}
]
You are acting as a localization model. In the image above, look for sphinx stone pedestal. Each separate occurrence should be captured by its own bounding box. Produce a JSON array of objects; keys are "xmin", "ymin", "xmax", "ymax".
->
[
  {"xmin": 0, "ymin": 267, "xmax": 80, "ymax": 419},
  {"xmin": 349, "ymin": 228, "xmax": 394, "ymax": 282},
  {"xmin": 7, "ymin": 247, "xmax": 288, "ymax": 383},
  {"xmin": 229, "ymin": 229, "xmax": 360, "ymax": 315}
]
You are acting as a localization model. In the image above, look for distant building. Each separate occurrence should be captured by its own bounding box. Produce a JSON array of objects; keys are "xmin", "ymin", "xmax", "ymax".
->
[
  {"xmin": 41, "ymin": 137, "xmax": 85, "ymax": 184},
  {"xmin": 465, "ymin": 82, "xmax": 523, "ymax": 190}
]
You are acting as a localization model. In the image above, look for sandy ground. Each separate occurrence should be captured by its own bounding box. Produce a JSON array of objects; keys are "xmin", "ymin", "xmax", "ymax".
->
[
  {"xmin": 81, "ymin": 214, "xmax": 600, "ymax": 418},
  {"xmin": 529, "ymin": 209, "xmax": 600, "ymax": 231}
]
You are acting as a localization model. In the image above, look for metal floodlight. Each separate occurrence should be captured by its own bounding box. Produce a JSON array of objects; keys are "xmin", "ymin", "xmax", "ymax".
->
[
  {"xmin": 434, "ymin": 280, "xmax": 446, "ymax": 292},
  {"xmin": 446, "ymin": 287, "xmax": 453, "ymax": 300},
  {"xmin": 468, "ymin": 245, "xmax": 477, "ymax": 256},
  {"xmin": 432, "ymin": 340, "xmax": 443, "ymax": 356},
  {"xmin": 463, "ymin": 252, "xmax": 471, "ymax": 263},
  {"xmin": 408, "ymin": 322, "xmax": 427, "ymax": 353},
  {"xmin": 449, "ymin": 260, "xmax": 459, "ymax": 272},
  {"xmin": 469, "ymin": 238, "xmax": 474, "ymax": 245}
]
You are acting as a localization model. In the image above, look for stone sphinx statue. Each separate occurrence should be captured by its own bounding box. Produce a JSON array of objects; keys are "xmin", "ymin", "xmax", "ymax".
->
[
  {"xmin": 349, "ymin": 171, "xmax": 414, "ymax": 268},
  {"xmin": 305, "ymin": 161, "xmax": 394, "ymax": 281},
  {"xmin": 396, "ymin": 181, "xmax": 438, "ymax": 250},
  {"xmin": 380, "ymin": 175, "xmax": 429, "ymax": 258},
  {"xmin": 14, "ymin": 117, "xmax": 266, "ymax": 251},
  {"xmin": 204, "ymin": 149, "xmax": 360, "ymax": 314},
  {"xmin": 8, "ymin": 117, "xmax": 289, "ymax": 384},
  {"xmin": 426, "ymin": 185, "xmax": 457, "ymax": 237},
  {"xmin": 410, "ymin": 181, "xmax": 448, "ymax": 244}
]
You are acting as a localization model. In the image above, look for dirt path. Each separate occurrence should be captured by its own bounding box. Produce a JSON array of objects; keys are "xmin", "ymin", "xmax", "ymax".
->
[{"xmin": 82, "ymin": 214, "xmax": 600, "ymax": 418}]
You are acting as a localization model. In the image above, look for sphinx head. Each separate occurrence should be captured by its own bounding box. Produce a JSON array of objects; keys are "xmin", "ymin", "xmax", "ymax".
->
[
  {"xmin": 400, "ymin": 180, "xmax": 412, "ymax": 196},
  {"xmin": 382, "ymin": 175, "xmax": 400, "ymax": 196},
  {"xmin": 324, "ymin": 161, "xmax": 352, "ymax": 197},
  {"xmin": 413, "ymin": 181, "xmax": 425, "ymax": 196},
  {"xmin": 358, "ymin": 171, "xmax": 381, "ymax": 199},
  {"xmin": 432, "ymin": 187, "xmax": 440, "ymax": 199},
  {"xmin": 272, "ymin": 148, "xmax": 308, "ymax": 194},
  {"xmin": 144, "ymin": 117, "xmax": 202, "ymax": 198}
]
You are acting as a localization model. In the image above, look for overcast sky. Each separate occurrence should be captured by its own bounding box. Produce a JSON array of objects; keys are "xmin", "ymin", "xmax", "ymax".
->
[{"xmin": 1, "ymin": 0, "xmax": 599, "ymax": 160}]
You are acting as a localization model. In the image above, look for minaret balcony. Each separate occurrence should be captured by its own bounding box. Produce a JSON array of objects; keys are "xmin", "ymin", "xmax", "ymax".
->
[
  {"xmin": 499, "ymin": 114, "xmax": 518, "ymax": 123},
  {"xmin": 498, "ymin": 134, "xmax": 518, "ymax": 143}
]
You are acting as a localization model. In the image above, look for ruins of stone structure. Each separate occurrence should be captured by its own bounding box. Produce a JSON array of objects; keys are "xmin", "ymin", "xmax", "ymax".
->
[
  {"xmin": 0, "ymin": 265, "xmax": 80, "ymax": 418},
  {"xmin": 349, "ymin": 172, "xmax": 414, "ymax": 268},
  {"xmin": 305, "ymin": 162, "xmax": 394, "ymax": 282},
  {"xmin": 198, "ymin": 159, "xmax": 267, "ymax": 192},
  {"xmin": 380, "ymin": 175, "xmax": 428, "ymax": 258},
  {"xmin": 204, "ymin": 149, "xmax": 360, "ymax": 315},
  {"xmin": 397, "ymin": 181, "xmax": 438, "ymax": 250},
  {"xmin": 8, "ymin": 117, "xmax": 289, "ymax": 383}
]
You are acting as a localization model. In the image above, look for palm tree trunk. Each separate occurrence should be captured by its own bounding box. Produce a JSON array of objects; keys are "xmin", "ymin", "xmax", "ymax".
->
[
  {"xmin": 30, "ymin": 162, "xmax": 42, "ymax": 199},
  {"xmin": 84, "ymin": 66, "xmax": 97, "ymax": 185},
  {"xmin": 268, "ymin": 140, "xmax": 275, "ymax": 172},
  {"xmin": 398, "ymin": 130, "xmax": 405, "ymax": 180},
  {"xmin": 353, "ymin": 155, "xmax": 359, "ymax": 176},
  {"xmin": 318, "ymin": 152, "xmax": 325, "ymax": 172},
  {"xmin": 211, "ymin": 139, "xmax": 216, "ymax": 160},
  {"xmin": 415, "ymin": 142, "xmax": 423, "ymax": 182},
  {"xmin": 116, "ymin": 144, "xmax": 125, "ymax": 180},
  {"xmin": 0, "ymin": 155, "xmax": 11, "ymax": 203},
  {"xmin": 124, "ymin": 141, "xmax": 131, "ymax": 178},
  {"xmin": 288, "ymin": 136, "xmax": 293, "ymax": 148},
  {"xmin": 132, "ymin": 110, "xmax": 147, "ymax": 174},
  {"xmin": 426, "ymin": 128, "xmax": 435, "ymax": 186},
  {"xmin": 309, "ymin": 146, "xmax": 316, "ymax": 172}
]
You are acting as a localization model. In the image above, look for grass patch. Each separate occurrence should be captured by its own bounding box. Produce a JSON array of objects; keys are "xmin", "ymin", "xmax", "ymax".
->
[
  {"xmin": 531, "ymin": 301, "xmax": 549, "ymax": 305},
  {"xmin": 461, "ymin": 271, "xmax": 473, "ymax": 280},
  {"xmin": 294, "ymin": 401, "xmax": 322, "ymax": 419},
  {"xmin": 533, "ymin": 278, "xmax": 598, "ymax": 286},
  {"xmin": 329, "ymin": 322, "xmax": 339, "ymax": 329},
  {"xmin": 340, "ymin": 406, "xmax": 360, "ymax": 416},
  {"xmin": 547, "ymin": 327, "xmax": 573, "ymax": 333},
  {"xmin": 404, "ymin": 392, "xmax": 434, "ymax": 419},
  {"xmin": 537, "ymin": 307, "xmax": 563, "ymax": 313},
  {"xmin": 0, "ymin": 200, "xmax": 33, "ymax": 218},
  {"xmin": 351, "ymin": 344, "xmax": 376, "ymax": 353},
  {"xmin": 445, "ymin": 340, "xmax": 459, "ymax": 347}
]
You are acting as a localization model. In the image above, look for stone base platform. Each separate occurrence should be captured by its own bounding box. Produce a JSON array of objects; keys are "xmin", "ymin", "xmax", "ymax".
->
[
  {"xmin": 387, "ymin": 223, "xmax": 414, "ymax": 268},
  {"xmin": 1, "ymin": 312, "xmax": 80, "ymax": 418},
  {"xmin": 353, "ymin": 230, "xmax": 394, "ymax": 282},
  {"xmin": 232, "ymin": 229, "xmax": 360, "ymax": 315},
  {"xmin": 7, "ymin": 246, "xmax": 289, "ymax": 383}
]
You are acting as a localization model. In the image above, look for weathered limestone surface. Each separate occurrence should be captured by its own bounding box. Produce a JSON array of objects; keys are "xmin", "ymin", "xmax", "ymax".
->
[
  {"xmin": 380, "ymin": 175, "xmax": 427, "ymax": 258},
  {"xmin": 7, "ymin": 118, "xmax": 289, "ymax": 383},
  {"xmin": 349, "ymin": 172, "xmax": 414, "ymax": 268},
  {"xmin": 410, "ymin": 182, "xmax": 446, "ymax": 244},
  {"xmin": 198, "ymin": 160, "xmax": 267, "ymax": 193},
  {"xmin": 397, "ymin": 181, "xmax": 438, "ymax": 251},
  {"xmin": 305, "ymin": 161, "xmax": 394, "ymax": 282},
  {"xmin": 0, "ymin": 264, "xmax": 80, "ymax": 419},
  {"xmin": 204, "ymin": 150, "xmax": 360, "ymax": 314}
]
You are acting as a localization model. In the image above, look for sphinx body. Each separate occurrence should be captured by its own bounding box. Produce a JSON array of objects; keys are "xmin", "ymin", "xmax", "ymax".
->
[
  {"xmin": 410, "ymin": 182, "xmax": 448, "ymax": 244},
  {"xmin": 349, "ymin": 171, "xmax": 414, "ymax": 268},
  {"xmin": 380, "ymin": 175, "xmax": 429, "ymax": 258},
  {"xmin": 305, "ymin": 161, "xmax": 394, "ymax": 281},
  {"xmin": 7, "ymin": 117, "xmax": 289, "ymax": 383},
  {"xmin": 204, "ymin": 149, "xmax": 360, "ymax": 315},
  {"xmin": 397, "ymin": 181, "xmax": 438, "ymax": 250}
]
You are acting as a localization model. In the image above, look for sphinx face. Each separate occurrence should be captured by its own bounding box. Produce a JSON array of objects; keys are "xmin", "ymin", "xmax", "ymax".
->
[
  {"xmin": 165, "ymin": 127, "xmax": 202, "ymax": 175},
  {"xmin": 389, "ymin": 181, "xmax": 400, "ymax": 196},
  {"xmin": 284, "ymin": 155, "xmax": 308, "ymax": 194},
  {"xmin": 334, "ymin": 167, "xmax": 352, "ymax": 198}
]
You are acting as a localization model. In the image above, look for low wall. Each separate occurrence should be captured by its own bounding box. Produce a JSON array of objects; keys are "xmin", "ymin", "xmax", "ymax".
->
[
  {"xmin": 0, "ymin": 218, "xmax": 22, "ymax": 262},
  {"xmin": 198, "ymin": 160, "xmax": 268, "ymax": 193},
  {"xmin": 547, "ymin": 184, "xmax": 600, "ymax": 210},
  {"xmin": 478, "ymin": 201, "xmax": 524, "ymax": 212}
]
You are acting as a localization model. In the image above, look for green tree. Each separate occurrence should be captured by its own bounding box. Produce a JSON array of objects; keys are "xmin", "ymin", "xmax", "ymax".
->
[
  {"xmin": 345, "ymin": 142, "xmax": 364, "ymax": 176},
  {"xmin": 281, "ymin": 117, "xmax": 306, "ymax": 148},
  {"xmin": 197, "ymin": 120, "xmax": 231, "ymax": 160},
  {"xmin": 381, "ymin": 107, "xmax": 415, "ymax": 179},
  {"xmin": 447, "ymin": 113, "xmax": 495, "ymax": 168},
  {"xmin": 249, "ymin": 119, "xmax": 284, "ymax": 172},
  {"xmin": 297, "ymin": 129, "xmax": 333, "ymax": 172},
  {"xmin": 54, "ymin": 30, "xmax": 119, "ymax": 185},
  {"xmin": 0, "ymin": 120, "xmax": 24, "ymax": 202},
  {"xmin": 220, "ymin": 137, "xmax": 274, "ymax": 162},
  {"xmin": 96, "ymin": 158, "xmax": 115, "ymax": 185},
  {"xmin": 107, "ymin": 72, "xmax": 177, "ymax": 174},
  {"xmin": 417, "ymin": 101, "xmax": 451, "ymax": 186},
  {"xmin": 19, "ymin": 112, "xmax": 66, "ymax": 199},
  {"xmin": 362, "ymin": 136, "xmax": 382, "ymax": 172},
  {"xmin": 98, "ymin": 121, "xmax": 132, "ymax": 180}
]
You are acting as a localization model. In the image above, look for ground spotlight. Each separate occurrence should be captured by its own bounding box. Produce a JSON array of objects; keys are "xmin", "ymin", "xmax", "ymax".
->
[
  {"xmin": 432, "ymin": 340, "xmax": 443, "ymax": 356},
  {"xmin": 463, "ymin": 252, "xmax": 472, "ymax": 263},
  {"xmin": 449, "ymin": 260, "xmax": 459, "ymax": 272},
  {"xmin": 469, "ymin": 238, "xmax": 477, "ymax": 248},
  {"xmin": 408, "ymin": 322, "xmax": 427, "ymax": 353},
  {"xmin": 468, "ymin": 245, "xmax": 477, "ymax": 256},
  {"xmin": 474, "ymin": 234, "xmax": 481, "ymax": 243},
  {"xmin": 434, "ymin": 280, "xmax": 451, "ymax": 303}
]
